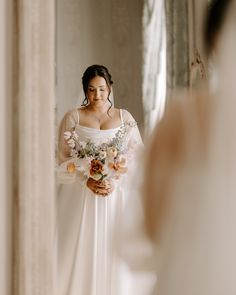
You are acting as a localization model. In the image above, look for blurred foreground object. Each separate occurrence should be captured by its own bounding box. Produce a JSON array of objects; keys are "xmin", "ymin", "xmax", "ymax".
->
[{"xmin": 143, "ymin": 0, "xmax": 236, "ymax": 294}]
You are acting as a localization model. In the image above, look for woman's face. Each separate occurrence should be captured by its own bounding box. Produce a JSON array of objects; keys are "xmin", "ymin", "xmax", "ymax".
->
[{"xmin": 86, "ymin": 76, "xmax": 110, "ymax": 107}]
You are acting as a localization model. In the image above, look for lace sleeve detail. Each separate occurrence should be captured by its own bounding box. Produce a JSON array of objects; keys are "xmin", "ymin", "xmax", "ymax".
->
[{"xmin": 122, "ymin": 109, "xmax": 143, "ymax": 149}]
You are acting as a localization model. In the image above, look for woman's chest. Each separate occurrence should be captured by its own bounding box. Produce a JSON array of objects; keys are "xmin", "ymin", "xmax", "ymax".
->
[{"xmin": 75, "ymin": 125, "xmax": 119, "ymax": 144}]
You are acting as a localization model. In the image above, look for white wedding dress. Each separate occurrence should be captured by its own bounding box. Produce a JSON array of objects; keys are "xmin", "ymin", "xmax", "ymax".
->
[{"xmin": 56, "ymin": 108, "xmax": 151, "ymax": 295}]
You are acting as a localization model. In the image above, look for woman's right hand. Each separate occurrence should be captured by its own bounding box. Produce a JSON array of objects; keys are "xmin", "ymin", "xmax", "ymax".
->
[{"xmin": 86, "ymin": 177, "xmax": 114, "ymax": 196}]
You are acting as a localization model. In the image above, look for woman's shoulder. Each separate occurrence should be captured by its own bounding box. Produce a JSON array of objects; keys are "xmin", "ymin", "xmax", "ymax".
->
[
  {"xmin": 120, "ymin": 108, "xmax": 135, "ymax": 122},
  {"xmin": 61, "ymin": 107, "xmax": 79, "ymax": 124},
  {"xmin": 77, "ymin": 106, "xmax": 86, "ymax": 112}
]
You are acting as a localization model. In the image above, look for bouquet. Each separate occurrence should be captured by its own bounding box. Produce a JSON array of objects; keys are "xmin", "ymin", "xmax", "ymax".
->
[{"xmin": 63, "ymin": 122, "xmax": 136, "ymax": 182}]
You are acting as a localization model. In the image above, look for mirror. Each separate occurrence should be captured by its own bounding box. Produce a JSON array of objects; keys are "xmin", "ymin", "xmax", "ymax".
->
[
  {"xmin": 54, "ymin": 0, "xmax": 203, "ymax": 294},
  {"xmin": 55, "ymin": 1, "xmax": 151, "ymax": 294}
]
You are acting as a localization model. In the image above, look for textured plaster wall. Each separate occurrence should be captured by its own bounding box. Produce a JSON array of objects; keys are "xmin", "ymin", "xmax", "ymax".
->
[{"xmin": 56, "ymin": 0, "xmax": 144, "ymax": 132}]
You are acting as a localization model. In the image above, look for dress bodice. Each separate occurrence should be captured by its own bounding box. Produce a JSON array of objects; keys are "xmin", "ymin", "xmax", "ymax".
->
[
  {"xmin": 74, "ymin": 108, "xmax": 124, "ymax": 145},
  {"xmin": 75, "ymin": 124, "xmax": 122, "ymax": 145}
]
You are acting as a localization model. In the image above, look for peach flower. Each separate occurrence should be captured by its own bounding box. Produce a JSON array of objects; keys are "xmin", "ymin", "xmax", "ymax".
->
[
  {"xmin": 108, "ymin": 156, "xmax": 128, "ymax": 174},
  {"xmin": 67, "ymin": 162, "xmax": 76, "ymax": 173}
]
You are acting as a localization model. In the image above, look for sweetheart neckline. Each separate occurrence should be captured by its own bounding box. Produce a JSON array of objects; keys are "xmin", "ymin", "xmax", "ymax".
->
[{"xmin": 76, "ymin": 124, "xmax": 122, "ymax": 132}]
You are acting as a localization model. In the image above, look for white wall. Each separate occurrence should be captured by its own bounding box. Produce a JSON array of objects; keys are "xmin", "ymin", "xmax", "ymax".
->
[
  {"xmin": 56, "ymin": 0, "xmax": 144, "ymax": 132},
  {"xmin": 56, "ymin": 0, "xmax": 112, "ymax": 122}
]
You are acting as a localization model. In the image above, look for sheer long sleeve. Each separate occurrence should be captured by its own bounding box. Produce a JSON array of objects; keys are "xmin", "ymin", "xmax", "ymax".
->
[
  {"xmin": 57, "ymin": 109, "xmax": 78, "ymax": 165},
  {"xmin": 56, "ymin": 109, "xmax": 80, "ymax": 184},
  {"xmin": 122, "ymin": 109, "xmax": 143, "ymax": 149}
]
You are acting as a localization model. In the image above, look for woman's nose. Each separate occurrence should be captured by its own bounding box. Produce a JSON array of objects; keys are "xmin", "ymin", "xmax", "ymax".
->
[{"xmin": 95, "ymin": 90, "xmax": 100, "ymax": 98}]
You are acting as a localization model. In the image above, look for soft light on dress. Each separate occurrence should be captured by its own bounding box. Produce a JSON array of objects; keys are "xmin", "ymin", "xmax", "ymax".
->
[{"xmin": 56, "ymin": 108, "xmax": 151, "ymax": 295}]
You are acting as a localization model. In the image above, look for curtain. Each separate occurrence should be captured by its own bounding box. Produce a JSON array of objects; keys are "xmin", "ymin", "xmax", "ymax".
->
[
  {"xmin": 165, "ymin": 0, "xmax": 189, "ymax": 98},
  {"xmin": 142, "ymin": 0, "xmax": 166, "ymax": 136}
]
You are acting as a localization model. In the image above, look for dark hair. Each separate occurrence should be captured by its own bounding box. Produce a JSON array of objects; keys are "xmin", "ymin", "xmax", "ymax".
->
[
  {"xmin": 81, "ymin": 65, "xmax": 113, "ymax": 112},
  {"xmin": 204, "ymin": 0, "xmax": 232, "ymax": 55}
]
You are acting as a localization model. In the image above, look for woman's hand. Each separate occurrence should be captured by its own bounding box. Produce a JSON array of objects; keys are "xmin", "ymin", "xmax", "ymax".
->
[{"xmin": 86, "ymin": 178, "xmax": 114, "ymax": 197}]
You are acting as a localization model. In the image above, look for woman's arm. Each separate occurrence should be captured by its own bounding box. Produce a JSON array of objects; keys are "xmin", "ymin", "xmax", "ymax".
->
[{"xmin": 57, "ymin": 109, "xmax": 78, "ymax": 165}]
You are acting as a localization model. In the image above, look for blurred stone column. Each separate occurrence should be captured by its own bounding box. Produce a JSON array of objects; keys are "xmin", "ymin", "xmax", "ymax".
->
[
  {"xmin": 0, "ymin": 0, "xmax": 14, "ymax": 294},
  {"xmin": 13, "ymin": 1, "xmax": 56, "ymax": 295}
]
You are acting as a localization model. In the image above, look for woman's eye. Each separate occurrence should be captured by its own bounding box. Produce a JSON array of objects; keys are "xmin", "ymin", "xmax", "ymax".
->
[{"xmin": 88, "ymin": 88, "xmax": 94, "ymax": 92}]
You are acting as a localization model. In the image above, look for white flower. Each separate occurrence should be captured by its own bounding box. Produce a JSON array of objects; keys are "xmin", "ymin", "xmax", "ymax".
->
[
  {"xmin": 72, "ymin": 131, "xmax": 79, "ymax": 139},
  {"xmin": 103, "ymin": 164, "xmax": 113, "ymax": 177},
  {"xmin": 67, "ymin": 139, "xmax": 75, "ymax": 148},
  {"xmin": 79, "ymin": 141, "xmax": 87, "ymax": 149},
  {"xmin": 77, "ymin": 157, "xmax": 91, "ymax": 173},
  {"xmin": 99, "ymin": 150, "xmax": 107, "ymax": 160},
  {"xmin": 107, "ymin": 147, "xmax": 118, "ymax": 158},
  {"xmin": 90, "ymin": 173, "xmax": 102, "ymax": 181},
  {"xmin": 64, "ymin": 131, "xmax": 72, "ymax": 140}
]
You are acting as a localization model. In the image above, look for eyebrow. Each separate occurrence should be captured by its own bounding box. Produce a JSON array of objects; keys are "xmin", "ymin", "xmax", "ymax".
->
[{"xmin": 88, "ymin": 84, "xmax": 107, "ymax": 88}]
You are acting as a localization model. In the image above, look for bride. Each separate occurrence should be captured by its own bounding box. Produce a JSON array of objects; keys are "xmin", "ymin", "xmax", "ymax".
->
[{"xmin": 56, "ymin": 64, "xmax": 143, "ymax": 295}]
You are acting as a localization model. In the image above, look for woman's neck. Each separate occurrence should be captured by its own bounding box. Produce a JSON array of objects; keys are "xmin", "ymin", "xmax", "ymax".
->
[{"xmin": 87, "ymin": 103, "xmax": 111, "ymax": 114}]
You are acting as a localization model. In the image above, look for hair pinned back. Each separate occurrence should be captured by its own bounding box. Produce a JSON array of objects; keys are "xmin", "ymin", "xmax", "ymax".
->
[{"xmin": 81, "ymin": 65, "xmax": 114, "ymax": 114}]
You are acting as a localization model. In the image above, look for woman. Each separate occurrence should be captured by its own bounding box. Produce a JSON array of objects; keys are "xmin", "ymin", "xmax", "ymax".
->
[
  {"xmin": 56, "ymin": 65, "xmax": 143, "ymax": 295},
  {"xmin": 143, "ymin": 1, "xmax": 236, "ymax": 294}
]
